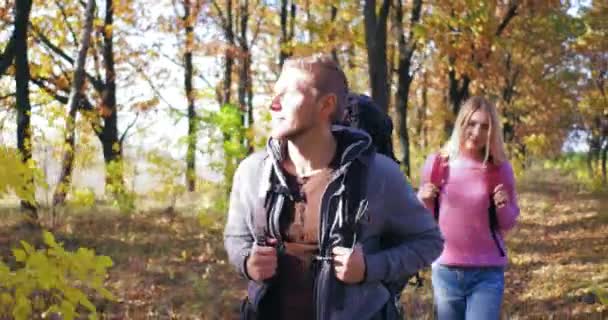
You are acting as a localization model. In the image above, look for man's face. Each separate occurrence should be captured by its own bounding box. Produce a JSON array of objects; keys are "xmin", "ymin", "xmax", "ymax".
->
[{"xmin": 269, "ymin": 67, "xmax": 322, "ymax": 140}]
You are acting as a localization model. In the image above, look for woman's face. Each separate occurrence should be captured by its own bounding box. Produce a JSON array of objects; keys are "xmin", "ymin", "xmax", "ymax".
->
[{"xmin": 462, "ymin": 109, "xmax": 490, "ymax": 154}]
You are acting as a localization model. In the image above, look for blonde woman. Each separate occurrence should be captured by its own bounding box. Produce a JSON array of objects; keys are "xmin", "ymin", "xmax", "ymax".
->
[{"xmin": 418, "ymin": 96, "xmax": 520, "ymax": 320}]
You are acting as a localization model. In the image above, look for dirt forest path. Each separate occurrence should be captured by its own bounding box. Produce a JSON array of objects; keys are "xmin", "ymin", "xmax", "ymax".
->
[
  {"xmin": 0, "ymin": 167, "xmax": 606, "ymax": 319},
  {"xmin": 501, "ymin": 168, "xmax": 607, "ymax": 319}
]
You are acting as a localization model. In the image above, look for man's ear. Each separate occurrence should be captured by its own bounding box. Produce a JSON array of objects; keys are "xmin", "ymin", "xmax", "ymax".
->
[{"xmin": 320, "ymin": 93, "xmax": 338, "ymax": 120}]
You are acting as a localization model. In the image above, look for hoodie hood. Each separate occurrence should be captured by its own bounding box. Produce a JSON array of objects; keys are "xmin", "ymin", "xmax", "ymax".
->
[{"xmin": 265, "ymin": 125, "xmax": 374, "ymax": 187}]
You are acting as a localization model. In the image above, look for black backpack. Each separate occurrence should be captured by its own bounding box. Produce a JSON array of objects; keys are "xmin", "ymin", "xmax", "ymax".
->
[
  {"xmin": 343, "ymin": 93, "xmax": 399, "ymax": 163},
  {"xmin": 345, "ymin": 94, "xmax": 423, "ymax": 292}
]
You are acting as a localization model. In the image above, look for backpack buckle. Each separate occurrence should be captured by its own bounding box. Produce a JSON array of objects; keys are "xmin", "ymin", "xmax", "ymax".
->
[{"xmin": 312, "ymin": 255, "xmax": 333, "ymax": 262}]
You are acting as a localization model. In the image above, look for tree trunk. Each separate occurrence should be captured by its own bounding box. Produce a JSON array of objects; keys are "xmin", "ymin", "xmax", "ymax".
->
[
  {"xmin": 417, "ymin": 70, "xmax": 429, "ymax": 149},
  {"xmin": 246, "ymin": 62, "xmax": 253, "ymax": 152},
  {"xmin": 99, "ymin": 0, "xmax": 122, "ymax": 193},
  {"xmin": 600, "ymin": 113, "xmax": 608, "ymax": 184},
  {"xmin": 14, "ymin": 0, "xmax": 36, "ymax": 216},
  {"xmin": 330, "ymin": 5, "xmax": 338, "ymax": 63},
  {"xmin": 601, "ymin": 138, "xmax": 607, "ymax": 185},
  {"xmin": 53, "ymin": 0, "xmax": 96, "ymax": 206},
  {"xmin": 448, "ymin": 62, "xmax": 470, "ymax": 116},
  {"xmin": 446, "ymin": 56, "xmax": 470, "ymax": 136},
  {"xmin": 238, "ymin": 0, "xmax": 253, "ymax": 154},
  {"xmin": 364, "ymin": 0, "xmax": 390, "ymax": 112},
  {"xmin": 222, "ymin": 0, "xmax": 234, "ymax": 105},
  {"xmin": 279, "ymin": 0, "xmax": 296, "ymax": 68},
  {"xmin": 588, "ymin": 134, "xmax": 601, "ymax": 175},
  {"xmin": 387, "ymin": 35, "xmax": 396, "ymax": 104},
  {"xmin": 184, "ymin": 0, "xmax": 197, "ymax": 192},
  {"xmin": 587, "ymin": 147, "xmax": 594, "ymax": 176},
  {"xmin": 501, "ymin": 53, "xmax": 520, "ymax": 145},
  {"xmin": 305, "ymin": 0, "xmax": 312, "ymax": 43},
  {"xmin": 218, "ymin": 0, "xmax": 236, "ymax": 191},
  {"xmin": 393, "ymin": 0, "xmax": 422, "ymax": 176}
]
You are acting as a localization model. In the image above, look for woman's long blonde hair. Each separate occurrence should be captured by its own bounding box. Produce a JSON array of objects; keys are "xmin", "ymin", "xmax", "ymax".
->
[{"xmin": 441, "ymin": 96, "xmax": 507, "ymax": 165}]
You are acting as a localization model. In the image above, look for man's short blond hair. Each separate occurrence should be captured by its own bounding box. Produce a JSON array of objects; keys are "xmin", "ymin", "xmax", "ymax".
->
[{"xmin": 283, "ymin": 54, "xmax": 349, "ymax": 122}]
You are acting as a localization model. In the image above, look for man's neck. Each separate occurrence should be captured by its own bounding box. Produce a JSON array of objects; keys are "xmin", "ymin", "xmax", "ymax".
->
[{"xmin": 284, "ymin": 128, "xmax": 337, "ymax": 177}]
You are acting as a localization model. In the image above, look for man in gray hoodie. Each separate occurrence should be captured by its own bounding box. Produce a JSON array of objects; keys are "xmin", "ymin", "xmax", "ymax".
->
[{"xmin": 224, "ymin": 53, "xmax": 443, "ymax": 320}]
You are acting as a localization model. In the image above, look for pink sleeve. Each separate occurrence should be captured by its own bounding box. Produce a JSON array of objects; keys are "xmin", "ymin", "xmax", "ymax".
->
[{"xmin": 496, "ymin": 161, "xmax": 520, "ymax": 231}]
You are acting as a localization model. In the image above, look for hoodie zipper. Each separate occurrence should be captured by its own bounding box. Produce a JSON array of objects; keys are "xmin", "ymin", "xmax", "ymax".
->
[
  {"xmin": 311, "ymin": 137, "xmax": 371, "ymax": 320},
  {"xmin": 266, "ymin": 127, "xmax": 372, "ymax": 320},
  {"xmin": 314, "ymin": 177, "xmax": 341, "ymax": 320}
]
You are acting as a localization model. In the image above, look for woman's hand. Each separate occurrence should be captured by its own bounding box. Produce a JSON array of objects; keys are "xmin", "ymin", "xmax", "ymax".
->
[
  {"xmin": 493, "ymin": 184, "xmax": 509, "ymax": 208},
  {"xmin": 418, "ymin": 183, "xmax": 439, "ymax": 203}
]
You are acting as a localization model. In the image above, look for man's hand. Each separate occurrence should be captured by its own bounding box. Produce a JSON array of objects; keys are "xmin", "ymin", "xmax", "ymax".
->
[
  {"xmin": 332, "ymin": 245, "xmax": 366, "ymax": 284},
  {"xmin": 245, "ymin": 241, "xmax": 277, "ymax": 282}
]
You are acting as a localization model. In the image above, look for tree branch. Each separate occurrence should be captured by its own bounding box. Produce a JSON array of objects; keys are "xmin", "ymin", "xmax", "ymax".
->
[
  {"xmin": 0, "ymin": 34, "xmax": 15, "ymax": 76},
  {"xmin": 119, "ymin": 112, "xmax": 139, "ymax": 145},
  {"xmin": 30, "ymin": 77, "xmax": 94, "ymax": 111},
  {"xmin": 124, "ymin": 57, "xmax": 181, "ymax": 111},
  {"xmin": 496, "ymin": 2, "xmax": 518, "ymax": 37},
  {"xmin": 53, "ymin": 0, "xmax": 79, "ymax": 46},
  {"xmin": 404, "ymin": 0, "xmax": 423, "ymax": 64},
  {"xmin": 0, "ymin": 92, "xmax": 16, "ymax": 101},
  {"xmin": 31, "ymin": 77, "xmax": 67, "ymax": 103},
  {"xmin": 30, "ymin": 22, "xmax": 74, "ymax": 63},
  {"xmin": 158, "ymin": 50, "xmax": 215, "ymax": 89},
  {"xmin": 209, "ymin": 0, "xmax": 228, "ymax": 30},
  {"xmin": 249, "ymin": 3, "xmax": 264, "ymax": 48},
  {"xmin": 29, "ymin": 22, "xmax": 105, "ymax": 92}
]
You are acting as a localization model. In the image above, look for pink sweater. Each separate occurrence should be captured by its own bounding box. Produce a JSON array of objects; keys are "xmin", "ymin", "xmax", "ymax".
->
[{"xmin": 418, "ymin": 153, "xmax": 520, "ymax": 267}]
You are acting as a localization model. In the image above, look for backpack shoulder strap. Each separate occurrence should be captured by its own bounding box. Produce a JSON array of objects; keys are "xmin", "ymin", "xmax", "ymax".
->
[
  {"xmin": 253, "ymin": 155, "xmax": 273, "ymax": 246},
  {"xmin": 253, "ymin": 154, "xmax": 292, "ymax": 251},
  {"xmin": 343, "ymin": 154, "xmax": 372, "ymax": 247},
  {"xmin": 486, "ymin": 164, "xmax": 506, "ymax": 257},
  {"xmin": 430, "ymin": 153, "xmax": 448, "ymax": 186},
  {"xmin": 430, "ymin": 154, "xmax": 448, "ymax": 221}
]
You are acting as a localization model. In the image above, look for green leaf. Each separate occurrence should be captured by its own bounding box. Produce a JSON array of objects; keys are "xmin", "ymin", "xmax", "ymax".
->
[
  {"xmin": 412, "ymin": 24, "xmax": 427, "ymax": 40},
  {"xmin": 60, "ymin": 300, "xmax": 76, "ymax": 320},
  {"xmin": 96, "ymin": 255, "xmax": 114, "ymax": 269},
  {"xmin": 19, "ymin": 241, "xmax": 35, "ymax": 255},
  {"xmin": 43, "ymin": 231, "xmax": 60, "ymax": 249},
  {"xmin": 0, "ymin": 293, "xmax": 13, "ymax": 307},
  {"xmin": 12, "ymin": 295, "xmax": 31, "ymax": 320},
  {"xmin": 27, "ymin": 252, "xmax": 49, "ymax": 271},
  {"xmin": 79, "ymin": 296, "xmax": 96, "ymax": 313},
  {"xmin": 62, "ymin": 287, "xmax": 81, "ymax": 305},
  {"xmin": 97, "ymin": 287, "xmax": 116, "ymax": 301},
  {"xmin": 594, "ymin": 286, "xmax": 608, "ymax": 306},
  {"xmin": 12, "ymin": 249, "xmax": 26, "ymax": 263}
]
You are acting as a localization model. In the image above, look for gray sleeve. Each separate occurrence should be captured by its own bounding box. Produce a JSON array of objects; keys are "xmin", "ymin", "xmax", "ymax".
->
[
  {"xmin": 223, "ymin": 160, "xmax": 255, "ymax": 279},
  {"xmin": 365, "ymin": 159, "xmax": 444, "ymax": 283}
]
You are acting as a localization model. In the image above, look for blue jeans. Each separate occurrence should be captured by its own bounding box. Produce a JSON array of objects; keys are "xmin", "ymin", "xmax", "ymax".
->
[{"xmin": 432, "ymin": 264, "xmax": 505, "ymax": 320}]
